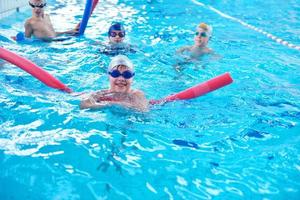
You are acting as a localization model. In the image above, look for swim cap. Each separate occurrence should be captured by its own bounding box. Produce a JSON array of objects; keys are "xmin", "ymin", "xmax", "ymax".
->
[
  {"xmin": 198, "ymin": 23, "xmax": 213, "ymax": 38},
  {"xmin": 108, "ymin": 22, "xmax": 126, "ymax": 36},
  {"xmin": 108, "ymin": 55, "xmax": 134, "ymax": 71}
]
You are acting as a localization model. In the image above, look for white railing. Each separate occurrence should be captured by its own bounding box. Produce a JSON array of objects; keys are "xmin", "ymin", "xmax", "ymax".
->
[{"xmin": 0, "ymin": 0, "xmax": 28, "ymax": 19}]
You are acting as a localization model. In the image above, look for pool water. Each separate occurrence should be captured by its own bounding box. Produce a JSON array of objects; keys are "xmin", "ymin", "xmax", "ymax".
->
[{"xmin": 0, "ymin": 0, "xmax": 300, "ymax": 199}]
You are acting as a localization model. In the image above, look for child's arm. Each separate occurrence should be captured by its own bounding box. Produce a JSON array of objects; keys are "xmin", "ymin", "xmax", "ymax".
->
[
  {"xmin": 80, "ymin": 94, "xmax": 111, "ymax": 109},
  {"xmin": 24, "ymin": 20, "xmax": 33, "ymax": 38},
  {"xmin": 47, "ymin": 15, "xmax": 78, "ymax": 36},
  {"xmin": 80, "ymin": 91, "xmax": 149, "ymax": 112},
  {"xmin": 56, "ymin": 28, "xmax": 79, "ymax": 36},
  {"xmin": 126, "ymin": 90, "xmax": 149, "ymax": 112},
  {"xmin": 176, "ymin": 46, "xmax": 190, "ymax": 54}
]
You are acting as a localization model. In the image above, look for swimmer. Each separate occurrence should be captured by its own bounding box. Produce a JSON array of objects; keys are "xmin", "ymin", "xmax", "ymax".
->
[
  {"xmin": 177, "ymin": 23, "xmax": 213, "ymax": 59},
  {"xmin": 98, "ymin": 22, "xmax": 137, "ymax": 56},
  {"xmin": 80, "ymin": 55, "xmax": 148, "ymax": 111},
  {"xmin": 22, "ymin": 0, "xmax": 78, "ymax": 41}
]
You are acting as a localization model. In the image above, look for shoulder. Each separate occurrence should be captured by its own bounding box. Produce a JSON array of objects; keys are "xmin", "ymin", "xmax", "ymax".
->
[
  {"xmin": 183, "ymin": 46, "xmax": 192, "ymax": 50},
  {"xmin": 131, "ymin": 90, "xmax": 146, "ymax": 100},
  {"xmin": 177, "ymin": 46, "xmax": 192, "ymax": 52},
  {"xmin": 25, "ymin": 18, "xmax": 34, "ymax": 25},
  {"xmin": 41, "ymin": 14, "xmax": 51, "ymax": 21},
  {"xmin": 132, "ymin": 89, "xmax": 144, "ymax": 96},
  {"xmin": 205, "ymin": 47, "xmax": 213, "ymax": 53}
]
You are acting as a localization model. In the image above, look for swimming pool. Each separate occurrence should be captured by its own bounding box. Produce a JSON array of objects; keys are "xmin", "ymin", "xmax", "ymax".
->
[{"xmin": 1, "ymin": 0, "xmax": 300, "ymax": 199}]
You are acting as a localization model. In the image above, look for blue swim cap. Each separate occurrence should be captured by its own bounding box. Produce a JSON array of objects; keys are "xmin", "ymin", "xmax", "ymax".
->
[{"xmin": 108, "ymin": 22, "xmax": 125, "ymax": 36}]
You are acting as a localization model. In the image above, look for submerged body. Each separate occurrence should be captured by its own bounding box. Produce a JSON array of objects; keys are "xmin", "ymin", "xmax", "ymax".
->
[
  {"xmin": 177, "ymin": 23, "xmax": 213, "ymax": 59},
  {"xmin": 178, "ymin": 45, "xmax": 213, "ymax": 59},
  {"xmin": 99, "ymin": 42, "xmax": 137, "ymax": 56},
  {"xmin": 80, "ymin": 89, "xmax": 148, "ymax": 111},
  {"xmin": 98, "ymin": 22, "xmax": 137, "ymax": 56}
]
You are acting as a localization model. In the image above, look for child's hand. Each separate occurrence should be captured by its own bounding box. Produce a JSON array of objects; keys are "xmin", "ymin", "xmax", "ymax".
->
[{"xmin": 67, "ymin": 28, "xmax": 79, "ymax": 35}]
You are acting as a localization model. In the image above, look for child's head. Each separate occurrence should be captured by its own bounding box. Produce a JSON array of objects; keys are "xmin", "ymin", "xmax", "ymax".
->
[
  {"xmin": 108, "ymin": 23, "xmax": 126, "ymax": 44},
  {"xmin": 29, "ymin": 0, "xmax": 47, "ymax": 17},
  {"xmin": 108, "ymin": 55, "xmax": 134, "ymax": 93},
  {"xmin": 194, "ymin": 23, "xmax": 213, "ymax": 47}
]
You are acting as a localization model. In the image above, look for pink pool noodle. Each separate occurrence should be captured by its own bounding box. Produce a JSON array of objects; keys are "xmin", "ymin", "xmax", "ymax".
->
[
  {"xmin": 0, "ymin": 47, "xmax": 72, "ymax": 93},
  {"xmin": 150, "ymin": 72, "xmax": 233, "ymax": 104}
]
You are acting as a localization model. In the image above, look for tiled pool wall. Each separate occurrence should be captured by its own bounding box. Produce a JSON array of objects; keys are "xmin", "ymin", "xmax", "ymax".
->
[{"xmin": 0, "ymin": 0, "xmax": 28, "ymax": 19}]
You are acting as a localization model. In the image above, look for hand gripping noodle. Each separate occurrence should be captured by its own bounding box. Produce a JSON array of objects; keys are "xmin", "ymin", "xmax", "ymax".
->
[
  {"xmin": 149, "ymin": 72, "xmax": 233, "ymax": 105},
  {"xmin": 12, "ymin": 32, "xmax": 35, "ymax": 42},
  {"xmin": 0, "ymin": 47, "xmax": 72, "ymax": 93},
  {"xmin": 12, "ymin": 32, "xmax": 71, "ymax": 42}
]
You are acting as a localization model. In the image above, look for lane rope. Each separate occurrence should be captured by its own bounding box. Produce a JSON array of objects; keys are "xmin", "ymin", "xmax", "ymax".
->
[{"xmin": 191, "ymin": 0, "xmax": 300, "ymax": 51}]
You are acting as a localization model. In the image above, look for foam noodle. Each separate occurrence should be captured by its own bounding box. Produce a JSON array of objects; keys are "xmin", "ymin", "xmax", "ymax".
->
[
  {"xmin": 90, "ymin": 0, "xmax": 99, "ymax": 17},
  {"xmin": 150, "ymin": 72, "xmax": 233, "ymax": 104},
  {"xmin": 78, "ymin": 0, "xmax": 99, "ymax": 35},
  {"xmin": 0, "ymin": 47, "xmax": 72, "ymax": 93}
]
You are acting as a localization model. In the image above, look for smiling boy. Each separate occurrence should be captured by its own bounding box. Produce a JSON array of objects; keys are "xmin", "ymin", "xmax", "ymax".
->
[
  {"xmin": 80, "ymin": 55, "xmax": 148, "ymax": 111},
  {"xmin": 177, "ymin": 23, "xmax": 213, "ymax": 58}
]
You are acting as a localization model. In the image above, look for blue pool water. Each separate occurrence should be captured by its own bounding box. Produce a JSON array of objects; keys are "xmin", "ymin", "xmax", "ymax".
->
[{"xmin": 1, "ymin": 0, "xmax": 300, "ymax": 199}]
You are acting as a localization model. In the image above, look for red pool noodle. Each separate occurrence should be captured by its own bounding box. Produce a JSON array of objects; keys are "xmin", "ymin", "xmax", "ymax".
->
[
  {"xmin": 90, "ymin": 0, "xmax": 99, "ymax": 15},
  {"xmin": 0, "ymin": 47, "xmax": 72, "ymax": 93},
  {"xmin": 150, "ymin": 72, "xmax": 233, "ymax": 104}
]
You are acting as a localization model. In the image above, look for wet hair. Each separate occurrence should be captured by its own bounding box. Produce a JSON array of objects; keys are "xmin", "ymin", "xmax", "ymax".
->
[{"xmin": 198, "ymin": 22, "xmax": 213, "ymax": 38}]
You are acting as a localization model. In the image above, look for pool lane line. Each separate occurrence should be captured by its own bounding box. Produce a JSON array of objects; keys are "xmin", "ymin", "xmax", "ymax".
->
[{"xmin": 190, "ymin": 0, "xmax": 300, "ymax": 51}]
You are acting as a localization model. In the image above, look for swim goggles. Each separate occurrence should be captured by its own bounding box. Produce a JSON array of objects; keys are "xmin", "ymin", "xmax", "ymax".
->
[
  {"xmin": 110, "ymin": 31, "xmax": 125, "ymax": 38},
  {"xmin": 108, "ymin": 70, "xmax": 135, "ymax": 79},
  {"xmin": 29, "ymin": 2, "xmax": 47, "ymax": 8},
  {"xmin": 195, "ymin": 31, "xmax": 207, "ymax": 37}
]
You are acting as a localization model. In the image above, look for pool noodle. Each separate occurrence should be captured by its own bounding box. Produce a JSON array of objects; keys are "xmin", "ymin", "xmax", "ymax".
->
[
  {"xmin": 78, "ymin": 0, "xmax": 99, "ymax": 35},
  {"xmin": 88, "ymin": 0, "xmax": 99, "ymax": 19},
  {"xmin": 149, "ymin": 72, "xmax": 233, "ymax": 104},
  {"xmin": 0, "ymin": 47, "xmax": 72, "ymax": 93}
]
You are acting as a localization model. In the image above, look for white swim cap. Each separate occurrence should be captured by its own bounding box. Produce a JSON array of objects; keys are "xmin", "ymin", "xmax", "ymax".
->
[
  {"xmin": 198, "ymin": 23, "xmax": 213, "ymax": 38},
  {"xmin": 108, "ymin": 55, "xmax": 134, "ymax": 71}
]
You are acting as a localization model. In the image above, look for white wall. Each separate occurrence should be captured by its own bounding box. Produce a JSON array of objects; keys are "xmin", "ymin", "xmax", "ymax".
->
[{"xmin": 0, "ymin": 0, "xmax": 28, "ymax": 19}]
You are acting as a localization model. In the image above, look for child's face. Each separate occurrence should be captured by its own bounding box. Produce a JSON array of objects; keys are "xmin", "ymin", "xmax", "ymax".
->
[
  {"xmin": 109, "ymin": 65, "xmax": 133, "ymax": 93},
  {"xmin": 194, "ymin": 28, "xmax": 209, "ymax": 47},
  {"xmin": 29, "ymin": 0, "xmax": 46, "ymax": 17},
  {"xmin": 109, "ymin": 30, "xmax": 125, "ymax": 44}
]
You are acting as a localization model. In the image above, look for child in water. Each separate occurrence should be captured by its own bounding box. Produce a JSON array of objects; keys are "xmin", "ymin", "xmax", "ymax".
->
[
  {"xmin": 99, "ymin": 22, "xmax": 136, "ymax": 56},
  {"xmin": 18, "ymin": 0, "xmax": 77, "ymax": 41},
  {"xmin": 177, "ymin": 23, "xmax": 213, "ymax": 59},
  {"xmin": 80, "ymin": 55, "xmax": 148, "ymax": 112}
]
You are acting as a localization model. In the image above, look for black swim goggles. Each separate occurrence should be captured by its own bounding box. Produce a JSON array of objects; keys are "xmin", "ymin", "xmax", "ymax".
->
[
  {"xmin": 195, "ymin": 31, "xmax": 207, "ymax": 37},
  {"xmin": 110, "ymin": 31, "xmax": 125, "ymax": 38},
  {"xmin": 29, "ymin": 1, "xmax": 47, "ymax": 8},
  {"xmin": 108, "ymin": 70, "xmax": 135, "ymax": 79}
]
